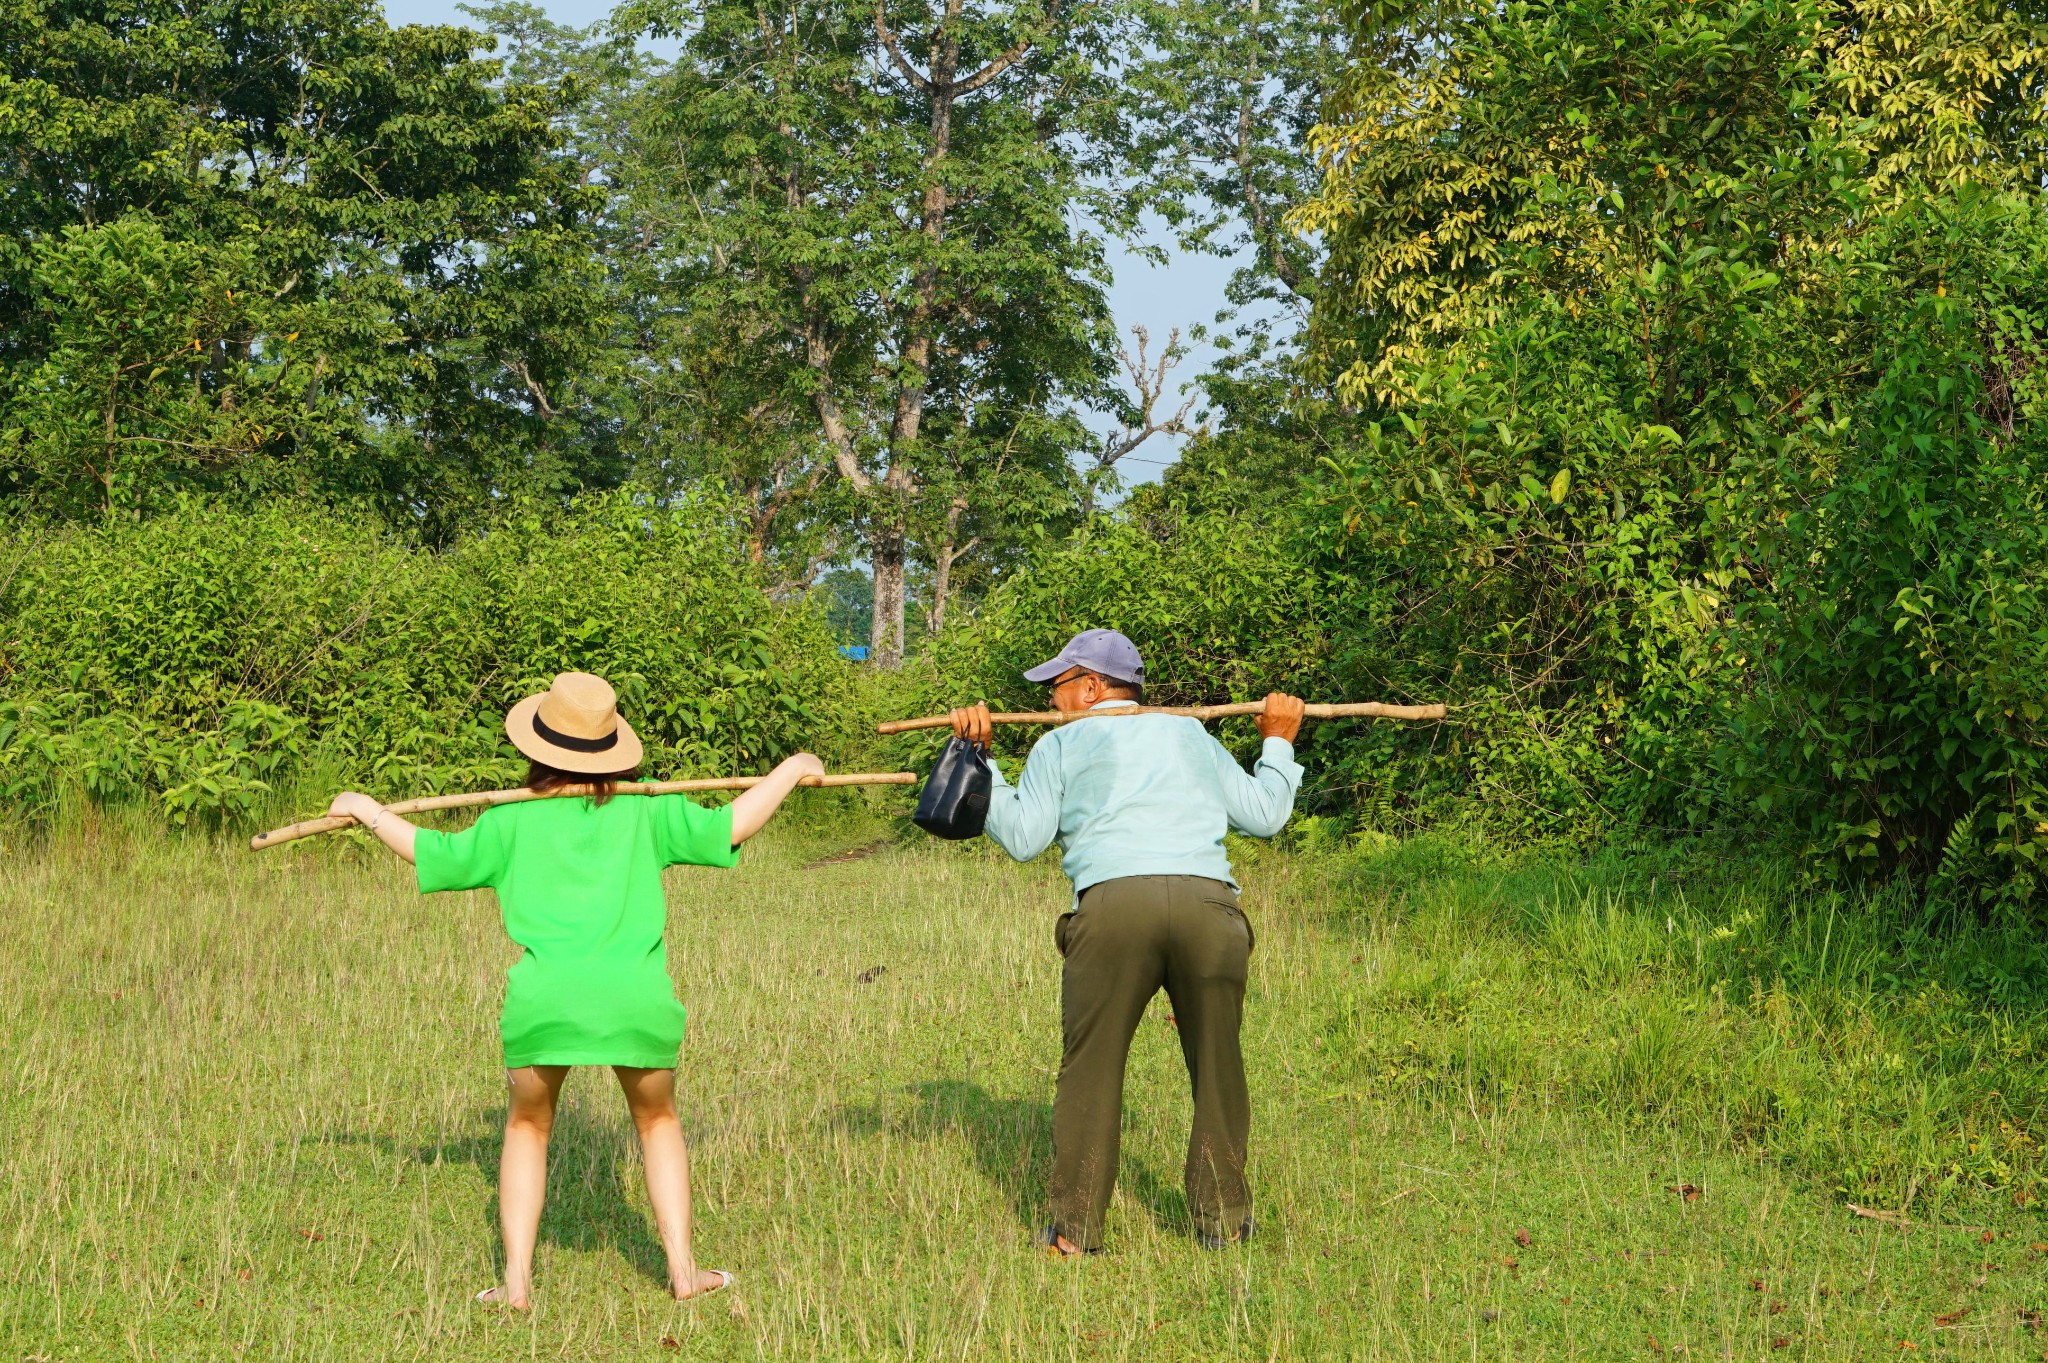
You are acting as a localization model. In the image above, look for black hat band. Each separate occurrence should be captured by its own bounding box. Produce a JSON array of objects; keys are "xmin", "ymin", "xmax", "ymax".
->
[{"xmin": 533, "ymin": 713, "xmax": 619, "ymax": 753}]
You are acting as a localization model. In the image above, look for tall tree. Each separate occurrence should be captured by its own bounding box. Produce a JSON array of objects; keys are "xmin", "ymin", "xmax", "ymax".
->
[
  {"xmin": 465, "ymin": 1, "xmax": 855, "ymax": 587},
  {"xmin": 0, "ymin": 0, "xmax": 613, "ymax": 531},
  {"xmin": 619, "ymin": 0, "xmax": 1120, "ymax": 664}
]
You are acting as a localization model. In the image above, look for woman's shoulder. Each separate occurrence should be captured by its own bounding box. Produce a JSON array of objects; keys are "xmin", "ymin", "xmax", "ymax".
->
[
  {"xmin": 478, "ymin": 791, "xmax": 713, "ymax": 832},
  {"xmin": 480, "ymin": 794, "xmax": 615, "ymax": 826}
]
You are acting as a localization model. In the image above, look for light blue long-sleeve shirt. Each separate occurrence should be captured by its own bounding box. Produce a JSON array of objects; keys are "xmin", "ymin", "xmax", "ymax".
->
[{"xmin": 983, "ymin": 699, "xmax": 1304, "ymax": 895}]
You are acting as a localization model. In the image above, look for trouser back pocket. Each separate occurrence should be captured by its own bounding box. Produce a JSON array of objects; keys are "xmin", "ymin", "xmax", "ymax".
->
[{"xmin": 1055, "ymin": 911, "xmax": 1077, "ymax": 957}]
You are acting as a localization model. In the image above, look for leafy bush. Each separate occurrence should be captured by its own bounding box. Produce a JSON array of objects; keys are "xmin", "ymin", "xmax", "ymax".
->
[
  {"xmin": 1304, "ymin": 356, "xmax": 1747, "ymax": 842},
  {"xmin": 1731, "ymin": 192, "xmax": 2048, "ymax": 896},
  {"xmin": 0, "ymin": 491, "xmax": 858, "ymax": 826}
]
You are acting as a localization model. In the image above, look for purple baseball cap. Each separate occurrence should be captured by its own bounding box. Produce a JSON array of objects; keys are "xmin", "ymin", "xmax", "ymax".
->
[{"xmin": 1023, "ymin": 628, "xmax": 1146, "ymax": 686}]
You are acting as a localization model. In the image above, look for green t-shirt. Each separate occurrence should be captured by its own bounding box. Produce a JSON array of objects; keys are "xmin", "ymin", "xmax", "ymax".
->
[{"xmin": 415, "ymin": 793, "xmax": 738, "ymax": 1069}]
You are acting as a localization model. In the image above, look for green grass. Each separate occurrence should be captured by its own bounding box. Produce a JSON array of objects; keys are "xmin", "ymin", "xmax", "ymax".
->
[{"xmin": 5, "ymin": 805, "xmax": 2048, "ymax": 1360}]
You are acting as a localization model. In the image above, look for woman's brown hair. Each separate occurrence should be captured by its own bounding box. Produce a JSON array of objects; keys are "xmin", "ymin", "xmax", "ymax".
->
[{"xmin": 524, "ymin": 759, "xmax": 642, "ymax": 807}]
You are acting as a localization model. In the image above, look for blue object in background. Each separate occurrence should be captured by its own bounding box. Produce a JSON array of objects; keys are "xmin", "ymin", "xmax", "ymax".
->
[{"xmin": 839, "ymin": 645, "xmax": 870, "ymax": 662}]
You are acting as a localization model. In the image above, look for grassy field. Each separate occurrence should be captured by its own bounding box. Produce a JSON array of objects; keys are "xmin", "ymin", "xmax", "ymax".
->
[{"xmin": 6, "ymin": 802, "xmax": 2048, "ymax": 1360}]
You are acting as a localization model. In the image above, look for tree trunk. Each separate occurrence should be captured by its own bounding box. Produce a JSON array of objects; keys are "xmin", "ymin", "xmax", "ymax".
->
[
  {"xmin": 928, "ymin": 543, "xmax": 953, "ymax": 635},
  {"xmin": 854, "ymin": 2, "xmax": 1043, "ymax": 663},
  {"xmin": 928, "ymin": 494, "xmax": 973, "ymax": 635},
  {"xmin": 869, "ymin": 525, "xmax": 909, "ymax": 665}
]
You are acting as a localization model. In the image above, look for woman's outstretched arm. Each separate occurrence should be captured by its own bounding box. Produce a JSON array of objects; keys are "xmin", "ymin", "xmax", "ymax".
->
[
  {"xmin": 328, "ymin": 791, "xmax": 420, "ymax": 864},
  {"xmin": 727, "ymin": 752, "xmax": 827, "ymax": 845}
]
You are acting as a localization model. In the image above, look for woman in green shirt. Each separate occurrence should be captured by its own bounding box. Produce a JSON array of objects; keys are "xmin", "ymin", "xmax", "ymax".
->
[{"xmin": 327, "ymin": 672, "xmax": 822, "ymax": 1309}]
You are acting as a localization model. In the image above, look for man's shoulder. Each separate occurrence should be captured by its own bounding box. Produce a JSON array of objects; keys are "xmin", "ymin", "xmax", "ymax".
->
[{"xmin": 1055, "ymin": 710, "xmax": 1212, "ymax": 751}]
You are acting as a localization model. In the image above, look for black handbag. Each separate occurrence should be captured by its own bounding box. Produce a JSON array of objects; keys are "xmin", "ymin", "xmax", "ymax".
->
[{"xmin": 913, "ymin": 736, "xmax": 992, "ymax": 840}]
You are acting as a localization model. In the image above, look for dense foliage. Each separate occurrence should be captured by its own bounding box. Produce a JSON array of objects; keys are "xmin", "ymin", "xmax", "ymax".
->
[
  {"xmin": 1737, "ymin": 194, "xmax": 2048, "ymax": 891},
  {"xmin": 0, "ymin": 0, "xmax": 616, "ymax": 535},
  {"xmin": 0, "ymin": 494, "xmax": 857, "ymax": 823},
  {"xmin": 1287, "ymin": 0, "xmax": 2048, "ymax": 894}
]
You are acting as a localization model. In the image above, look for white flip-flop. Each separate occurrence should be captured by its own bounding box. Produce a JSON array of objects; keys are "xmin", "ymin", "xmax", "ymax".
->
[{"xmin": 686, "ymin": 1269, "xmax": 734, "ymax": 1300}]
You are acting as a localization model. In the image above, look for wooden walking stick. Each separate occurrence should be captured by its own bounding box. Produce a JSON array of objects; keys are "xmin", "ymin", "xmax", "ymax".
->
[
  {"xmin": 876, "ymin": 700, "xmax": 1445, "ymax": 735},
  {"xmin": 250, "ymin": 772, "xmax": 918, "ymax": 851}
]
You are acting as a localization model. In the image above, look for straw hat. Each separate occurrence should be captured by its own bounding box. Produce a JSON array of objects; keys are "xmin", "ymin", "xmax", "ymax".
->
[{"xmin": 505, "ymin": 672, "xmax": 644, "ymax": 774}]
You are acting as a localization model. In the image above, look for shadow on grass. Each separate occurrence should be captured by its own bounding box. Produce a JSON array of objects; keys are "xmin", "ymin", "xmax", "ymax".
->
[
  {"xmin": 323, "ymin": 1100, "xmax": 670, "ymax": 1288},
  {"xmin": 833, "ymin": 1080, "xmax": 1189, "ymax": 1239}
]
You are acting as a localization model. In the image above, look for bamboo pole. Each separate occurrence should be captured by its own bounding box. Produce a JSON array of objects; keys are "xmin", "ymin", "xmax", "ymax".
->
[
  {"xmin": 876, "ymin": 700, "xmax": 1446, "ymax": 735},
  {"xmin": 250, "ymin": 772, "xmax": 918, "ymax": 851}
]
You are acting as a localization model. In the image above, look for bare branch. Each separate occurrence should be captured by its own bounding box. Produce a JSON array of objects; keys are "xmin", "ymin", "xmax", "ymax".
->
[{"xmin": 1097, "ymin": 325, "xmax": 1195, "ymax": 469}]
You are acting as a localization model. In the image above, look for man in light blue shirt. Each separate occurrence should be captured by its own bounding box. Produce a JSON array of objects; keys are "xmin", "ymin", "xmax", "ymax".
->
[{"xmin": 950, "ymin": 628, "xmax": 1304, "ymax": 1256}]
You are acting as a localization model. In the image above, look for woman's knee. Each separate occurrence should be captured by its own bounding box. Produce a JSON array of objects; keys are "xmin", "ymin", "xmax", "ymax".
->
[
  {"xmin": 505, "ymin": 1108, "xmax": 555, "ymax": 1140},
  {"xmin": 505, "ymin": 1093, "xmax": 556, "ymax": 1136},
  {"xmin": 630, "ymin": 1107, "xmax": 680, "ymax": 1142},
  {"xmin": 620, "ymin": 1082, "xmax": 679, "ymax": 1135},
  {"xmin": 611, "ymin": 1068, "xmax": 678, "ymax": 1136}
]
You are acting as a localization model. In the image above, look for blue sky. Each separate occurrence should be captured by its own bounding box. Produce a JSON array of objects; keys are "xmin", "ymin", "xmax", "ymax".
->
[{"xmin": 379, "ymin": 0, "xmax": 1244, "ymax": 479}]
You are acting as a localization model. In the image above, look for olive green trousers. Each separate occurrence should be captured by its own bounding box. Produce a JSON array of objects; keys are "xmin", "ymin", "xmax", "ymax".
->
[{"xmin": 1050, "ymin": 874, "xmax": 1255, "ymax": 1250}]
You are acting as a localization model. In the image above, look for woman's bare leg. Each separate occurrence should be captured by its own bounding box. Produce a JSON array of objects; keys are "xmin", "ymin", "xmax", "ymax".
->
[
  {"xmin": 481, "ymin": 1064, "xmax": 568, "ymax": 1309},
  {"xmin": 614, "ymin": 1066, "xmax": 725, "ymax": 1298}
]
